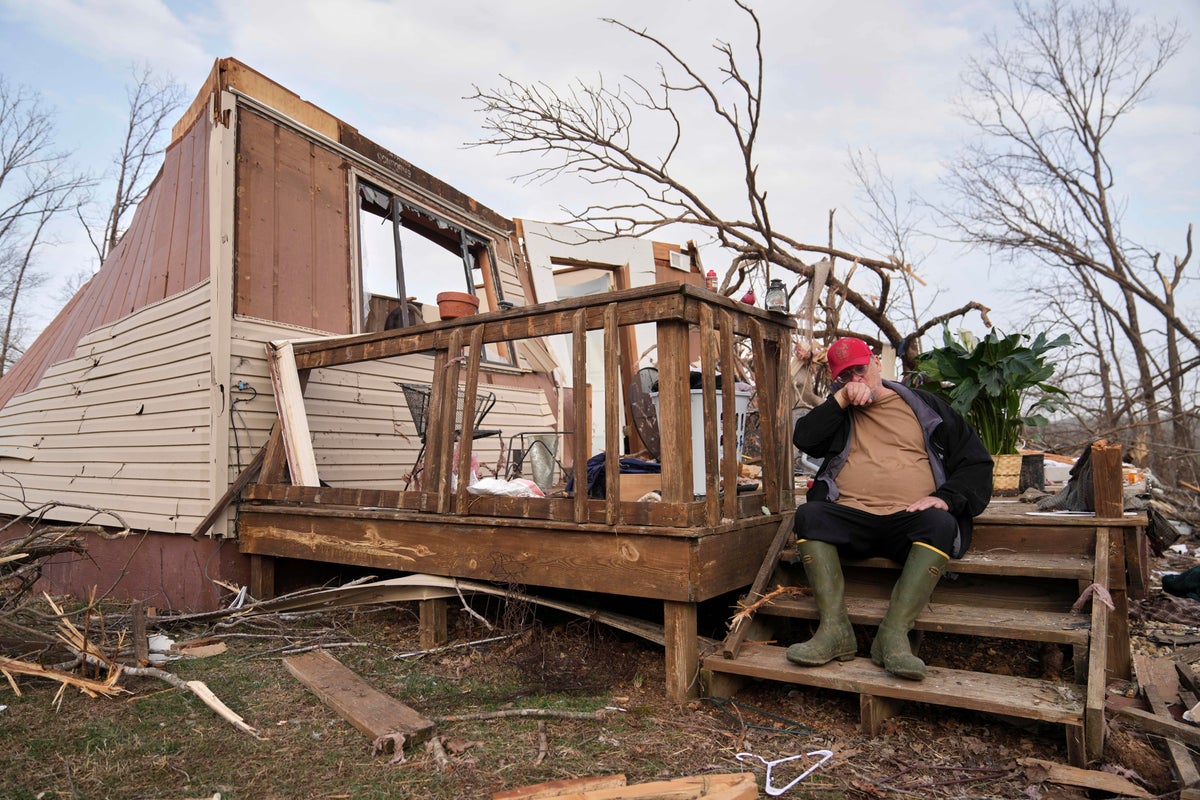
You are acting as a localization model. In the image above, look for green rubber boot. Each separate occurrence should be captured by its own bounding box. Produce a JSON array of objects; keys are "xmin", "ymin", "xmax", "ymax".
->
[
  {"xmin": 785, "ymin": 539, "xmax": 856, "ymax": 667},
  {"xmin": 870, "ymin": 543, "xmax": 948, "ymax": 681}
]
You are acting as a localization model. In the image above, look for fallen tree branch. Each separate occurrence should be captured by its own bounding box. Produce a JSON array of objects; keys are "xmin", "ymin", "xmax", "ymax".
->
[
  {"xmin": 41, "ymin": 593, "xmax": 263, "ymax": 739},
  {"xmin": 0, "ymin": 655, "xmax": 125, "ymax": 701},
  {"xmin": 433, "ymin": 708, "xmax": 613, "ymax": 723},
  {"xmin": 728, "ymin": 585, "xmax": 805, "ymax": 629}
]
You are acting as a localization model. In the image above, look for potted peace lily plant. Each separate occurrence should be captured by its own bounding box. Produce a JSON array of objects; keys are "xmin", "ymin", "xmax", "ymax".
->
[{"xmin": 911, "ymin": 328, "xmax": 1070, "ymax": 494}]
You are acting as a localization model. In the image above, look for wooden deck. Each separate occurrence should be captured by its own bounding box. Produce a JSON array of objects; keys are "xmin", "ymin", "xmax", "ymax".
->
[
  {"xmin": 238, "ymin": 283, "xmax": 796, "ymax": 701},
  {"xmin": 234, "ymin": 285, "xmax": 1149, "ymax": 760}
]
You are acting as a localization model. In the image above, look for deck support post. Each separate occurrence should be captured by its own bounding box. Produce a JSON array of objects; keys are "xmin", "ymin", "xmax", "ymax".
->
[
  {"xmin": 860, "ymin": 694, "xmax": 903, "ymax": 736},
  {"xmin": 664, "ymin": 600, "xmax": 699, "ymax": 702},
  {"xmin": 419, "ymin": 598, "xmax": 448, "ymax": 650},
  {"xmin": 249, "ymin": 554, "xmax": 275, "ymax": 601},
  {"xmin": 1066, "ymin": 725, "xmax": 1086, "ymax": 768}
]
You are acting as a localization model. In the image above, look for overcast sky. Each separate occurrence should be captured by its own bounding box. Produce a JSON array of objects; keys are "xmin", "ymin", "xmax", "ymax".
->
[{"xmin": 1, "ymin": 0, "xmax": 1196, "ymax": 338}]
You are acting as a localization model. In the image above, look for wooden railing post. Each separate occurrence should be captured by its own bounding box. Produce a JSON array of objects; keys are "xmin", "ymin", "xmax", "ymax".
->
[
  {"xmin": 657, "ymin": 320, "xmax": 694, "ymax": 502},
  {"xmin": 571, "ymin": 310, "xmax": 589, "ymax": 523},
  {"xmin": 1091, "ymin": 440, "xmax": 1124, "ymax": 519},
  {"xmin": 603, "ymin": 304, "xmax": 621, "ymax": 525},
  {"xmin": 699, "ymin": 304, "xmax": 721, "ymax": 525},
  {"xmin": 718, "ymin": 308, "xmax": 739, "ymax": 522}
]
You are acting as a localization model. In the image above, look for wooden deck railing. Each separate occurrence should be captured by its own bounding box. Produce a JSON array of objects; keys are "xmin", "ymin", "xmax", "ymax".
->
[{"xmin": 270, "ymin": 282, "xmax": 794, "ymax": 529}]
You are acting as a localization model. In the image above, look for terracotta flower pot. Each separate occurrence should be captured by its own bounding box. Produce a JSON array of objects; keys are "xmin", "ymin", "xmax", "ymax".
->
[{"xmin": 436, "ymin": 291, "xmax": 479, "ymax": 320}]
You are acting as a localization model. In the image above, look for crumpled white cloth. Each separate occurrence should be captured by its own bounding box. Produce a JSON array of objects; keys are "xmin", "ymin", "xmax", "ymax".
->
[{"xmin": 465, "ymin": 477, "xmax": 545, "ymax": 497}]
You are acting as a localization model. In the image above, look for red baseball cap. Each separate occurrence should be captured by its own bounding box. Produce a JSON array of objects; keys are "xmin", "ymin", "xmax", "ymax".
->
[{"xmin": 827, "ymin": 337, "xmax": 873, "ymax": 381}]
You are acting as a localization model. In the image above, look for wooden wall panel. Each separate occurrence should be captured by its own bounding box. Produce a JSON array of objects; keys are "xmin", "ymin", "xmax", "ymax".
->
[
  {"xmin": 275, "ymin": 127, "xmax": 311, "ymax": 326},
  {"xmin": 236, "ymin": 110, "xmax": 278, "ymax": 324},
  {"xmin": 311, "ymin": 149, "xmax": 350, "ymax": 332},
  {"xmin": 234, "ymin": 109, "xmax": 351, "ymax": 333}
]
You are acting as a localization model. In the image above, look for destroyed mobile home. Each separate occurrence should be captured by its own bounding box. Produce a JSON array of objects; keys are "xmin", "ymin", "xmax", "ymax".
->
[{"xmin": 0, "ymin": 56, "xmax": 1198, "ymax": 797}]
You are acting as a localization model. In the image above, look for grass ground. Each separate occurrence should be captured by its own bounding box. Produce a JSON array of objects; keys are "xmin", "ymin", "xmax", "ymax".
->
[{"xmin": 0, "ymin": 595, "xmax": 1175, "ymax": 799}]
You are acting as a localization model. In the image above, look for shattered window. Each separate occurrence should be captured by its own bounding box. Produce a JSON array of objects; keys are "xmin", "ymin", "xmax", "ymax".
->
[{"xmin": 357, "ymin": 179, "xmax": 511, "ymax": 363}]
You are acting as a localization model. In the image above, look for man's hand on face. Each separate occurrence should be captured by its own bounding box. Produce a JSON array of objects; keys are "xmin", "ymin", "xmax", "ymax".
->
[
  {"xmin": 836, "ymin": 381, "xmax": 874, "ymax": 408},
  {"xmin": 906, "ymin": 495, "xmax": 949, "ymax": 512}
]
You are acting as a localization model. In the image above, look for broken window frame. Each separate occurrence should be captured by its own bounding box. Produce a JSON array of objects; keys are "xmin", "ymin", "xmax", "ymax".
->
[{"xmin": 355, "ymin": 177, "xmax": 513, "ymax": 365}]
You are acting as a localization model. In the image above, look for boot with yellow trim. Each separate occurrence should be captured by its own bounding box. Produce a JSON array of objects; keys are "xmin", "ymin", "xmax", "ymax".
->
[
  {"xmin": 869, "ymin": 542, "xmax": 948, "ymax": 681},
  {"xmin": 785, "ymin": 539, "xmax": 857, "ymax": 667}
]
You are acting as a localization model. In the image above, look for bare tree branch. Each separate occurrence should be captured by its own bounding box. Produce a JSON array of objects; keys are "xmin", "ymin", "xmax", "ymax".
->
[
  {"xmin": 941, "ymin": 0, "xmax": 1196, "ymax": 483},
  {"xmin": 469, "ymin": 2, "xmax": 991, "ymax": 380}
]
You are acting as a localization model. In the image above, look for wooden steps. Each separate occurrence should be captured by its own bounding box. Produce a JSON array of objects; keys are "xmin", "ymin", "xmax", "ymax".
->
[
  {"xmin": 702, "ymin": 645, "xmax": 1085, "ymax": 727},
  {"xmin": 707, "ymin": 483, "xmax": 1148, "ymax": 768},
  {"xmin": 760, "ymin": 594, "xmax": 1090, "ymax": 646},
  {"xmin": 780, "ymin": 547, "xmax": 1095, "ymax": 580}
]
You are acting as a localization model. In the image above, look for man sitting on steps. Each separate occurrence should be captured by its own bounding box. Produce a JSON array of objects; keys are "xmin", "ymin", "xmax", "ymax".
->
[{"xmin": 788, "ymin": 337, "xmax": 993, "ymax": 681}]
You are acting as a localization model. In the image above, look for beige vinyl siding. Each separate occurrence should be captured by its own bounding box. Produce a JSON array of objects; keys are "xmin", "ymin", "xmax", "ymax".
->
[
  {"xmin": 0, "ymin": 284, "xmax": 214, "ymax": 533},
  {"xmin": 496, "ymin": 253, "xmax": 527, "ymax": 306},
  {"xmin": 232, "ymin": 318, "xmax": 558, "ymax": 490}
]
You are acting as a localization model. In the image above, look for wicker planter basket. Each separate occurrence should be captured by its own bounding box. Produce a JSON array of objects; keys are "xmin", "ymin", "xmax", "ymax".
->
[{"xmin": 992, "ymin": 453, "xmax": 1023, "ymax": 496}]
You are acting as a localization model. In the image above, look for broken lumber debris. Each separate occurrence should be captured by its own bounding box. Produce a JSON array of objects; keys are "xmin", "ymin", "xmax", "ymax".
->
[
  {"xmin": 283, "ymin": 648, "xmax": 434, "ymax": 753},
  {"xmin": 493, "ymin": 772, "xmax": 755, "ymax": 800},
  {"xmin": 1133, "ymin": 653, "xmax": 1200, "ymax": 797},
  {"xmin": 1018, "ymin": 757, "xmax": 1151, "ymax": 798},
  {"xmin": 492, "ymin": 774, "xmax": 628, "ymax": 799}
]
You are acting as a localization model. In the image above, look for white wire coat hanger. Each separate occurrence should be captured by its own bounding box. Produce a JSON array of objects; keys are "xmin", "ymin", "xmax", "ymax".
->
[{"xmin": 736, "ymin": 749, "xmax": 834, "ymax": 796}]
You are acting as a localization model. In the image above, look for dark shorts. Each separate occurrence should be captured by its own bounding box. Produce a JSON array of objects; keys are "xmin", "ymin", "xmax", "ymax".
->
[{"xmin": 793, "ymin": 501, "xmax": 958, "ymax": 562}]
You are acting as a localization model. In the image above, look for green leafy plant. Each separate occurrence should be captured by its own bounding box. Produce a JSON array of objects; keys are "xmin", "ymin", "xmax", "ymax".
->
[{"xmin": 911, "ymin": 328, "xmax": 1071, "ymax": 454}]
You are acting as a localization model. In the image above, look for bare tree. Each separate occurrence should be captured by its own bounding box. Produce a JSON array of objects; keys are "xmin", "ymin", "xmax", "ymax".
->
[
  {"xmin": 941, "ymin": 0, "xmax": 1196, "ymax": 483},
  {"xmin": 80, "ymin": 65, "xmax": 186, "ymax": 265},
  {"xmin": 0, "ymin": 77, "xmax": 89, "ymax": 376},
  {"xmin": 470, "ymin": 1, "xmax": 989, "ymax": 372}
]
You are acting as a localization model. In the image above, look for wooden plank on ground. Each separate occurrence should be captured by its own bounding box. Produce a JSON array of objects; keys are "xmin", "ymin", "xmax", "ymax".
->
[
  {"xmin": 283, "ymin": 648, "xmax": 435, "ymax": 748},
  {"xmin": 500, "ymin": 772, "xmax": 757, "ymax": 800},
  {"xmin": 1134, "ymin": 653, "xmax": 1200, "ymax": 793},
  {"xmin": 492, "ymin": 774, "xmax": 628, "ymax": 799},
  {"xmin": 1018, "ymin": 757, "xmax": 1150, "ymax": 798},
  {"xmin": 1115, "ymin": 705, "xmax": 1200, "ymax": 747}
]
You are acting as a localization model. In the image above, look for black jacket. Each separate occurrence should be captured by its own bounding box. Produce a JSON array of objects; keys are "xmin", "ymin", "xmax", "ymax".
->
[{"xmin": 793, "ymin": 381, "xmax": 993, "ymax": 558}]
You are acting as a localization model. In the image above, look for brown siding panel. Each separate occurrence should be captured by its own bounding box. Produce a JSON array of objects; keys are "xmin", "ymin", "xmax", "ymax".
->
[
  {"xmin": 0, "ymin": 115, "xmax": 212, "ymax": 410},
  {"xmin": 275, "ymin": 126, "xmax": 313, "ymax": 327},
  {"xmin": 312, "ymin": 151, "xmax": 350, "ymax": 333},
  {"xmin": 236, "ymin": 110, "xmax": 278, "ymax": 322},
  {"xmin": 234, "ymin": 109, "xmax": 350, "ymax": 333},
  {"xmin": 164, "ymin": 125, "xmax": 193, "ymax": 297}
]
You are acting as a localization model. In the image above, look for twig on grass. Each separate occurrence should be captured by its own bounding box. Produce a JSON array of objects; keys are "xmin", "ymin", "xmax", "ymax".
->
[
  {"xmin": 394, "ymin": 632, "xmax": 523, "ymax": 659},
  {"xmin": 39, "ymin": 593, "xmax": 264, "ymax": 739},
  {"xmin": 279, "ymin": 641, "xmax": 369, "ymax": 656},
  {"xmin": 455, "ymin": 580, "xmax": 493, "ymax": 630},
  {"xmin": 433, "ymin": 708, "xmax": 613, "ymax": 723},
  {"xmin": 534, "ymin": 720, "xmax": 548, "ymax": 765},
  {"xmin": 427, "ymin": 735, "xmax": 450, "ymax": 770}
]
